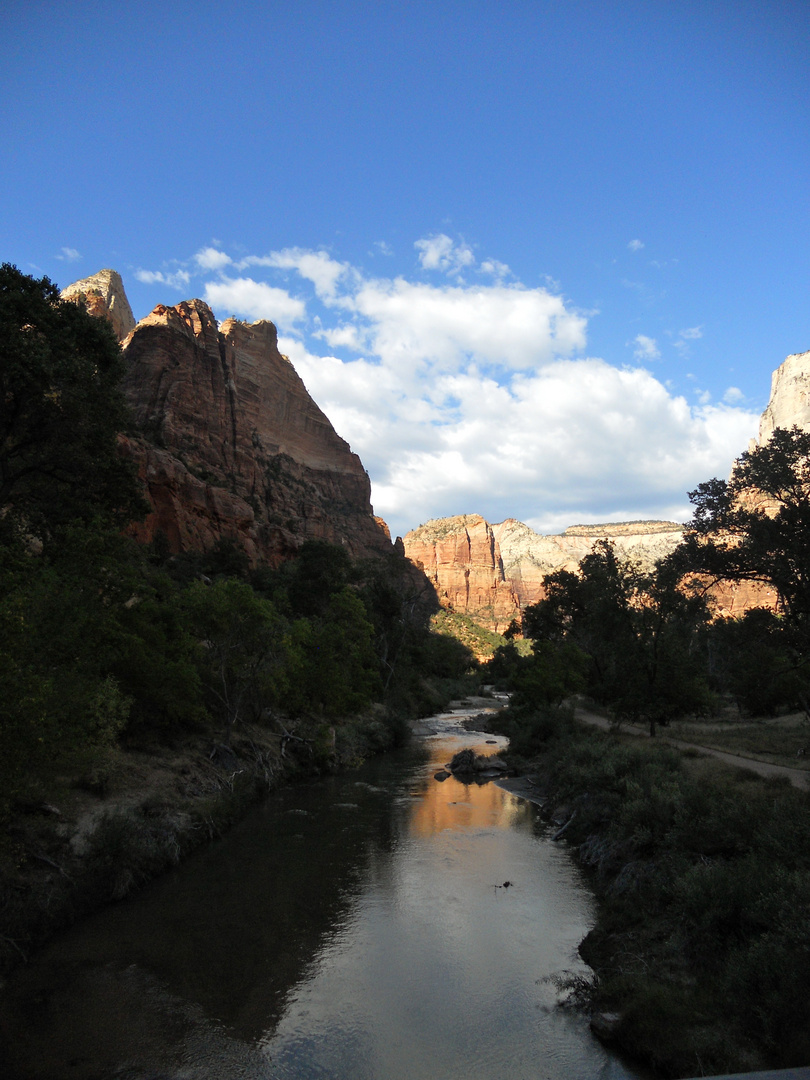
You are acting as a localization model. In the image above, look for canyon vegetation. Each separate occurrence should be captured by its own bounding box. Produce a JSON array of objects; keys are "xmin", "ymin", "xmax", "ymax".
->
[{"xmin": 2, "ymin": 263, "xmax": 810, "ymax": 1076}]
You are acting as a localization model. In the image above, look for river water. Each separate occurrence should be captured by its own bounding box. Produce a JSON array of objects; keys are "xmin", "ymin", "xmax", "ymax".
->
[{"xmin": 0, "ymin": 707, "xmax": 649, "ymax": 1080}]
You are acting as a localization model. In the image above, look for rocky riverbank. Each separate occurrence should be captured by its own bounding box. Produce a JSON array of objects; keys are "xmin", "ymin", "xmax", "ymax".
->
[{"xmin": 0, "ymin": 711, "xmax": 401, "ymax": 979}]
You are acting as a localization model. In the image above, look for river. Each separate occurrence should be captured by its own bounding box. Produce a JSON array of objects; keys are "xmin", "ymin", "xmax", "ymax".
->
[{"xmin": 0, "ymin": 706, "xmax": 650, "ymax": 1080}]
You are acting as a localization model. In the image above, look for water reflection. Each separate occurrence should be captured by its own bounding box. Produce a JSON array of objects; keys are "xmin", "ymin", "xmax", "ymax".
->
[{"xmin": 0, "ymin": 717, "xmax": 648, "ymax": 1080}]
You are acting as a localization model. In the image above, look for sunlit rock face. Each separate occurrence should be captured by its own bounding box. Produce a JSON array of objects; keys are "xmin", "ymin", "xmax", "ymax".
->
[
  {"xmin": 403, "ymin": 515, "xmax": 522, "ymax": 634},
  {"xmin": 61, "ymin": 269, "xmax": 136, "ymax": 342},
  {"xmin": 757, "ymin": 349, "xmax": 810, "ymax": 445},
  {"xmin": 65, "ymin": 274, "xmax": 395, "ymax": 566},
  {"xmin": 403, "ymin": 515, "xmax": 685, "ymax": 632}
]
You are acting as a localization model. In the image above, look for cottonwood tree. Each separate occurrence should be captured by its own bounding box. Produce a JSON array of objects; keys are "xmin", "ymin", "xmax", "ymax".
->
[
  {"xmin": 183, "ymin": 578, "xmax": 288, "ymax": 745},
  {"xmin": 681, "ymin": 426, "xmax": 810, "ymax": 714},
  {"xmin": 522, "ymin": 541, "xmax": 712, "ymax": 734},
  {"xmin": 683, "ymin": 427, "xmax": 810, "ymax": 623}
]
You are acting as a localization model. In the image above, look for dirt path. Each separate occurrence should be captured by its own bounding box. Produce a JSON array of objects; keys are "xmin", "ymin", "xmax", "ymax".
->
[{"xmin": 575, "ymin": 707, "xmax": 810, "ymax": 791}]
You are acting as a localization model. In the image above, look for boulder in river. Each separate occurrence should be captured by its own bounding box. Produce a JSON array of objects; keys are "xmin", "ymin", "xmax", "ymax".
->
[
  {"xmin": 449, "ymin": 749, "xmax": 478, "ymax": 774},
  {"xmin": 448, "ymin": 749, "xmax": 508, "ymax": 776}
]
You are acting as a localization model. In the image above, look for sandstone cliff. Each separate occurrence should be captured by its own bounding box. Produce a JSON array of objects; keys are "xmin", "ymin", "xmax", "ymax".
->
[
  {"xmin": 63, "ymin": 275, "xmax": 396, "ymax": 567},
  {"xmin": 403, "ymin": 515, "xmax": 686, "ymax": 632},
  {"xmin": 757, "ymin": 349, "xmax": 810, "ymax": 445},
  {"xmin": 61, "ymin": 269, "xmax": 136, "ymax": 342}
]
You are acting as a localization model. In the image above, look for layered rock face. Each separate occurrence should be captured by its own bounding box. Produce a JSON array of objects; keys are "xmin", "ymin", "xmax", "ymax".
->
[
  {"xmin": 64, "ymin": 275, "xmax": 395, "ymax": 566},
  {"xmin": 403, "ymin": 515, "xmax": 522, "ymax": 633},
  {"xmin": 61, "ymin": 269, "xmax": 136, "ymax": 342},
  {"xmin": 403, "ymin": 515, "xmax": 685, "ymax": 632}
]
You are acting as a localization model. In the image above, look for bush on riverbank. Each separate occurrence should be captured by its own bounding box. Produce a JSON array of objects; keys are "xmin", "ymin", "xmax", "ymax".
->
[
  {"xmin": 0, "ymin": 695, "xmax": 434, "ymax": 976},
  {"xmin": 485, "ymin": 708, "xmax": 810, "ymax": 1077}
]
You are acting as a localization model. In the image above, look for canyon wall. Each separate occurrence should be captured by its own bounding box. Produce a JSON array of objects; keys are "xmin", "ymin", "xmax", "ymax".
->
[
  {"xmin": 757, "ymin": 349, "xmax": 810, "ymax": 445},
  {"xmin": 403, "ymin": 514, "xmax": 686, "ymax": 632},
  {"xmin": 64, "ymin": 274, "xmax": 397, "ymax": 568}
]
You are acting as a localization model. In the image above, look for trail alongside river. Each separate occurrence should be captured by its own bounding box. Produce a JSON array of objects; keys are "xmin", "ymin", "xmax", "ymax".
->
[{"xmin": 575, "ymin": 707, "xmax": 810, "ymax": 790}]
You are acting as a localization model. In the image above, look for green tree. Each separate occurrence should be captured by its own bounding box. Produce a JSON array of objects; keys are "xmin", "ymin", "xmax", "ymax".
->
[
  {"xmin": 681, "ymin": 426, "xmax": 810, "ymax": 714},
  {"xmin": 522, "ymin": 541, "xmax": 712, "ymax": 734},
  {"xmin": 183, "ymin": 578, "xmax": 288, "ymax": 743},
  {"xmin": 283, "ymin": 587, "xmax": 383, "ymax": 717},
  {"xmin": 707, "ymin": 607, "xmax": 810, "ymax": 716},
  {"xmin": 0, "ymin": 264, "xmax": 145, "ymax": 535},
  {"xmin": 683, "ymin": 426, "xmax": 810, "ymax": 622}
]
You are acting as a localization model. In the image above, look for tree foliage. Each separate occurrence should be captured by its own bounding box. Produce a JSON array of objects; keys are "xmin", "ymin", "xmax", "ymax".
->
[
  {"xmin": 683, "ymin": 426, "xmax": 810, "ymax": 623},
  {"xmin": 519, "ymin": 541, "xmax": 712, "ymax": 733},
  {"xmin": 679, "ymin": 426, "xmax": 810, "ymax": 714},
  {"xmin": 0, "ymin": 263, "xmax": 145, "ymax": 534}
]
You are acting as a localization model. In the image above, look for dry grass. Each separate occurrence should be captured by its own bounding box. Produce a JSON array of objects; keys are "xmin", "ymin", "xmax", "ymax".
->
[{"xmin": 671, "ymin": 711, "xmax": 810, "ymax": 769}]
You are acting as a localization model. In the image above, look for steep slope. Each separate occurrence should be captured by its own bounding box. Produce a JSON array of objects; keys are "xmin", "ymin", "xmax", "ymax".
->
[
  {"xmin": 61, "ymin": 269, "xmax": 136, "ymax": 342},
  {"xmin": 63, "ymin": 275, "xmax": 397, "ymax": 566},
  {"xmin": 757, "ymin": 348, "xmax": 810, "ymax": 444}
]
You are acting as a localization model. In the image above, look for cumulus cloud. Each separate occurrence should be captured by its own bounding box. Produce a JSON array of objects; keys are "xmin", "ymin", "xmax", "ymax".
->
[
  {"xmin": 195, "ymin": 246, "xmax": 232, "ymax": 270},
  {"xmin": 346, "ymin": 279, "xmax": 587, "ymax": 373},
  {"xmin": 56, "ymin": 247, "xmax": 81, "ymax": 262},
  {"xmin": 135, "ymin": 268, "xmax": 191, "ymax": 290},
  {"xmin": 633, "ymin": 334, "xmax": 661, "ymax": 361},
  {"xmin": 479, "ymin": 258, "xmax": 511, "ymax": 280},
  {"xmin": 415, "ymin": 233, "xmax": 475, "ymax": 274},
  {"xmin": 287, "ymin": 340, "xmax": 759, "ymax": 536},
  {"xmin": 724, "ymin": 386, "xmax": 744, "ymax": 404},
  {"xmin": 237, "ymin": 248, "xmax": 349, "ymax": 301},
  {"xmin": 202, "ymin": 277, "xmax": 306, "ymax": 329},
  {"xmin": 628, "ymin": 239, "xmax": 645, "ymax": 251},
  {"xmin": 144, "ymin": 236, "xmax": 759, "ymax": 539},
  {"xmin": 679, "ymin": 325, "xmax": 703, "ymax": 340}
]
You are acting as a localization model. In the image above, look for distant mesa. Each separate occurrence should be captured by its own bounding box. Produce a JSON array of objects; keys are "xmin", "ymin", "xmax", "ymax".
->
[{"xmin": 402, "ymin": 346, "xmax": 810, "ymax": 633}]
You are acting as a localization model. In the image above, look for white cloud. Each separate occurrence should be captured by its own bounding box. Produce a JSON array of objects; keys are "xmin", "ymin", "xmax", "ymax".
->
[
  {"xmin": 679, "ymin": 325, "xmax": 703, "ymax": 340},
  {"xmin": 415, "ymin": 233, "xmax": 475, "ymax": 274},
  {"xmin": 194, "ymin": 246, "xmax": 232, "ymax": 270},
  {"xmin": 203, "ymin": 277, "xmax": 306, "ymax": 329},
  {"xmin": 724, "ymin": 386, "xmax": 744, "ymax": 404},
  {"xmin": 479, "ymin": 259, "xmax": 511, "ymax": 280},
  {"xmin": 314, "ymin": 323, "xmax": 365, "ymax": 351},
  {"xmin": 135, "ymin": 268, "xmax": 191, "ymax": 290},
  {"xmin": 293, "ymin": 343, "xmax": 759, "ymax": 536},
  {"xmin": 237, "ymin": 248, "xmax": 349, "ymax": 301},
  {"xmin": 56, "ymin": 247, "xmax": 81, "ymax": 262},
  {"xmin": 142, "ymin": 238, "xmax": 761, "ymax": 540},
  {"xmin": 348, "ymin": 278, "xmax": 587, "ymax": 373},
  {"xmin": 633, "ymin": 334, "xmax": 661, "ymax": 361},
  {"xmin": 628, "ymin": 239, "xmax": 645, "ymax": 251}
]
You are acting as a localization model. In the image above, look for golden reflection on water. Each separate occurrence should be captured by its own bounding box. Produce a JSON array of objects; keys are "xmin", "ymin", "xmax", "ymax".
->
[{"xmin": 407, "ymin": 738, "xmax": 536, "ymax": 837}]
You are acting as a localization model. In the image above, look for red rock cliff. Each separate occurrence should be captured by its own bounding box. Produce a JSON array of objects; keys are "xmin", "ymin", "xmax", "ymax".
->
[
  {"xmin": 404, "ymin": 515, "xmax": 687, "ymax": 632},
  {"xmin": 118, "ymin": 299, "xmax": 393, "ymax": 564},
  {"xmin": 63, "ymin": 273, "xmax": 396, "ymax": 566}
]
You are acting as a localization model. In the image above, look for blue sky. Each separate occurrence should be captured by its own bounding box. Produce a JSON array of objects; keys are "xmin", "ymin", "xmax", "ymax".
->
[{"xmin": 3, "ymin": 0, "xmax": 809, "ymax": 539}]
